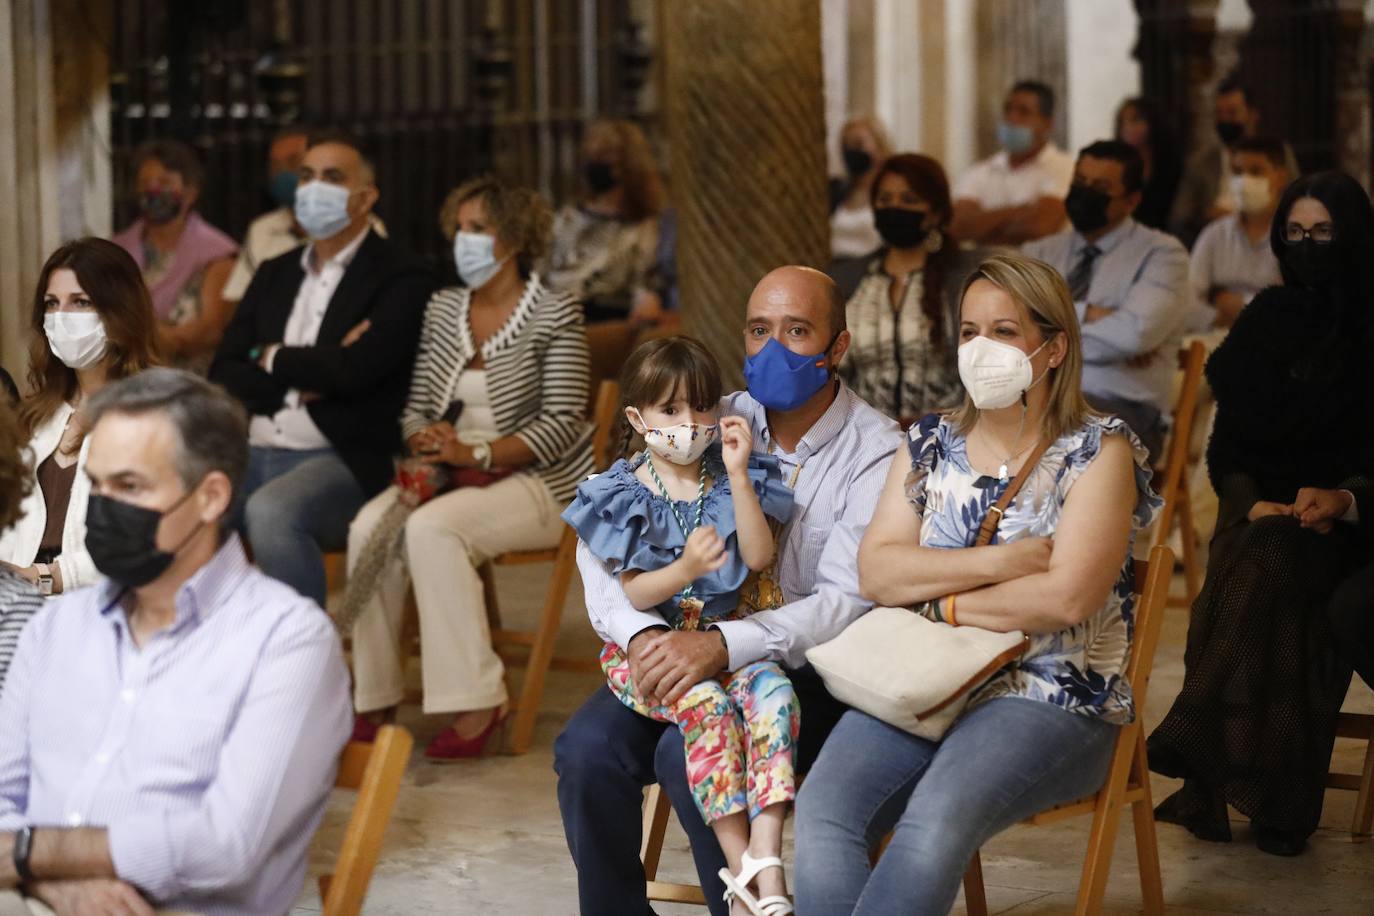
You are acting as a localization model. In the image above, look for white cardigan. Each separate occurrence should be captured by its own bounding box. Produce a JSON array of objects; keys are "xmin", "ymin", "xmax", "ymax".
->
[{"xmin": 0, "ymin": 402, "xmax": 97, "ymax": 589}]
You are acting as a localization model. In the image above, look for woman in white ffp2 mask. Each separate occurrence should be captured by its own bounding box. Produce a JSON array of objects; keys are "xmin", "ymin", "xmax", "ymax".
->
[
  {"xmin": 795, "ymin": 253, "xmax": 1161, "ymax": 913},
  {"xmin": 0, "ymin": 238, "xmax": 160, "ymax": 597}
]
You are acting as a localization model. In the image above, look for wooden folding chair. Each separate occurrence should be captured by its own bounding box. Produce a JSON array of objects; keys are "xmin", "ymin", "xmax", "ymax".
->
[
  {"xmin": 642, "ymin": 783, "xmax": 709, "ymax": 905},
  {"xmin": 1328, "ymin": 709, "xmax": 1374, "ymax": 841},
  {"xmin": 480, "ymin": 379, "xmax": 622, "ymax": 753},
  {"xmin": 1153, "ymin": 341, "xmax": 1207, "ymax": 609},
  {"xmin": 962, "ymin": 545, "xmax": 1173, "ymax": 916},
  {"xmin": 318, "ymin": 724, "xmax": 415, "ymax": 916}
]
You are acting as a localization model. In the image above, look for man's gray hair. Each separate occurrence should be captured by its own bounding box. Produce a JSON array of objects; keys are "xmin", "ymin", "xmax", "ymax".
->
[{"xmin": 86, "ymin": 368, "xmax": 249, "ymax": 494}]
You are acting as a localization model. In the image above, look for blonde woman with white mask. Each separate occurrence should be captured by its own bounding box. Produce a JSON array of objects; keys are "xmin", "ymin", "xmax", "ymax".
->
[
  {"xmin": 794, "ymin": 253, "xmax": 1161, "ymax": 916},
  {"xmin": 0, "ymin": 238, "xmax": 161, "ymax": 595}
]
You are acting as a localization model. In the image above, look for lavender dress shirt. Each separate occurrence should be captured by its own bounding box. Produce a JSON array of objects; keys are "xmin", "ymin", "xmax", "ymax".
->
[{"xmin": 0, "ymin": 535, "xmax": 351, "ymax": 916}]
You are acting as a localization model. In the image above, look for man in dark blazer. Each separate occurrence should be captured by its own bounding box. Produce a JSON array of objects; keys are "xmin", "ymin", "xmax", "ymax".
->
[{"xmin": 210, "ymin": 131, "xmax": 434, "ymax": 607}]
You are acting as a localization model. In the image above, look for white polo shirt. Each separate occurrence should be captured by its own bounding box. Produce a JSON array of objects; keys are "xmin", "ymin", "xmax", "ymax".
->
[{"xmin": 953, "ymin": 142, "xmax": 1074, "ymax": 211}]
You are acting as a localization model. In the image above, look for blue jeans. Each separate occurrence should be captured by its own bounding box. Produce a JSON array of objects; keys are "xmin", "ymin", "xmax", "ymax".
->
[
  {"xmin": 241, "ymin": 446, "xmax": 365, "ymax": 607},
  {"xmin": 794, "ymin": 698, "xmax": 1117, "ymax": 916}
]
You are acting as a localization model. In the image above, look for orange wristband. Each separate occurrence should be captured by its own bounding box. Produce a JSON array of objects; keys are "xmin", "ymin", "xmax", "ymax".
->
[{"xmin": 946, "ymin": 592, "xmax": 959, "ymax": 627}]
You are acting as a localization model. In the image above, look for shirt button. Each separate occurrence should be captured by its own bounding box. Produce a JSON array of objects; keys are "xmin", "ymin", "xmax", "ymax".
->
[
  {"xmin": 121, "ymin": 688, "xmax": 136, "ymax": 704},
  {"xmin": 67, "ymin": 812, "xmax": 82, "ymax": 827}
]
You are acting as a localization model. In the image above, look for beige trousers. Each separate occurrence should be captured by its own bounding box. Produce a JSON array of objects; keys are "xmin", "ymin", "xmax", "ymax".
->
[
  {"xmin": 349, "ymin": 474, "xmax": 564, "ymax": 714},
  {"xmin": 0, "ymin": 891, "xmax": 195, "ymax": 915}
]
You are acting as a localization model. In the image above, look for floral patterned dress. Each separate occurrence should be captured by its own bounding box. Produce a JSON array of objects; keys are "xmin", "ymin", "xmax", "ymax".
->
[
  {"xmin": 563, "ymin": 445, "xmax": 801, "ymax": 823},
  {"xmin": 905, "ymin": 412, "xmax": 1162, "ymax": 725}
]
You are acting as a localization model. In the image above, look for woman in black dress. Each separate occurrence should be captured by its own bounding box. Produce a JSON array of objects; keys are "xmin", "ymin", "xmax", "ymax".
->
[{"xmin": 1147, "ymin": 171, "xmax": 1374, "ymax": 856}]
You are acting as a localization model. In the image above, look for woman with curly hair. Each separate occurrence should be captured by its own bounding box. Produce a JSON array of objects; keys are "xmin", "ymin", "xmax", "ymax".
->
[
  {"xmin": 0, "ymin": 403, "xmax": 41, "ymax": 690},
  {"xmin": 544, "ymin": 118, "xmax": 664, "ymax": 323},
  {"xmin": 0, "ymin": 238, "xmax": 160, "ymax": 596},
  {"xmin": 348, "ymin": 175, "xmax": 594, "ymax": 758}
]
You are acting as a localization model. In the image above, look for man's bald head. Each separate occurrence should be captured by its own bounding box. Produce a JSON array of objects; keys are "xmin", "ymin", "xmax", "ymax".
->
[{"xmin": 747, "ymin": 266, "xmax": 846, "ymax": 338}]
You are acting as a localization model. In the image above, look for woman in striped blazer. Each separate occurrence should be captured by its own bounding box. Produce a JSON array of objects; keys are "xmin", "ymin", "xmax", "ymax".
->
[{"xmin": 349, "ymin": 176, "xmax": 594, "ymax": 759}]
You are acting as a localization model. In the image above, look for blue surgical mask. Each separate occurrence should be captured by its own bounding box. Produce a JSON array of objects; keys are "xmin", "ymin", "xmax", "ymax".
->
[
  {"xmin": 743, "ymin": 336, "xmax": 836, "ymax": 412},
  {"xmin": 997, "ymin": 121, "xmax": 1035, "ymax": 156},
  {"xmin": 453, "ymin": 231, "xmax": 509, "ymax": 289},
  {"xmin": 293, "ymin": 180, "xmax": 353, "ymax": 240},
  {"xmin": 269, "ymin": 171, "xmax": 299, "ymax": 208}
]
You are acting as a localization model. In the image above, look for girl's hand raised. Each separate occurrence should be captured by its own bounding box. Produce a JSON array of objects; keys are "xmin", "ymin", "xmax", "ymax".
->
[
  {"xmin": 719, "ymin": 415, "xmax": 752, "ymax": 477},
  {"xmin": 682, "ymin": 526, "xmax": 728, "ymax": 579}
]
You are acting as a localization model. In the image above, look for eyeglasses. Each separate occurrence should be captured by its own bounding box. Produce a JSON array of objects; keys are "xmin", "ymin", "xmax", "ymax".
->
[{"xmin": 1283, "ymin": 222, "xmax": 1336, "ymax": 245}]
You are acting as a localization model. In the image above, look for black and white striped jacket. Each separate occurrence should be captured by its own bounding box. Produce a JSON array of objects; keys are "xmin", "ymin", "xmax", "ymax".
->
[{"xmin": 400, "ymin": 274, "xmax": 594, "ymax": 503}]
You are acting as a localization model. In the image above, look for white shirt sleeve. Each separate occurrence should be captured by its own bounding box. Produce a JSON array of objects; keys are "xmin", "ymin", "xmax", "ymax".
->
[{"xmin": 575, "ymin": 539, "xmax": 669, "ymax": 649}]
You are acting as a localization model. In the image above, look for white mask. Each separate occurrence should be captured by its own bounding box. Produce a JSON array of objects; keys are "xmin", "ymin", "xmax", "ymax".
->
[
  {"xmin": 44, "ymin": 311, "xmax": 108, "ymax": 370},
  {"xmin": 293, "ymin": 180, "xmax": 354, "ymax": 240},
  {"xmin": 1230, "ymin": 174, "xmax": 1273, "ymax": 215},
  {"xmin": 957, "ymin": 335, "xmax": 1051, "ymax": 411},
  {"xmin": 454, "ymin": 231, "xmax": 508, "ymax": 290},
  {"xmin": 631, "ymin": 408, "xmax": 719, "ymax": 466}
]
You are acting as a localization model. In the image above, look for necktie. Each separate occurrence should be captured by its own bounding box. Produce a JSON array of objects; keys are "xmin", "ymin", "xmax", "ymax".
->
[{"xmin": 1066, "ymin": 244, "xmax": 1101, "ymax": 302}]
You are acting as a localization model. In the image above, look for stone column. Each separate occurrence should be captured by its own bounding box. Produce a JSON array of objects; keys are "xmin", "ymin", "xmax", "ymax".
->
[
  {"xmin": 0, "ymin": 0, "xmax": 110, "ymax": 376},
  {"xmin": 1133, "ymin": 0, "xmax": 1219, "ymax": 157},
  {"xmin": 1332, "ymin": 1, "xmax": 1369, "ymax": 188},
  {"xmin": 661, "ymin": 0, "xmax": 829, "ymax": 389}
]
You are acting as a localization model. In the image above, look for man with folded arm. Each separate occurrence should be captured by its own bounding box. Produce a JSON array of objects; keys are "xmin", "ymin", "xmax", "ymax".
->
[{"xmin": 0, "ymin": 369, "xmax": 351, "ymax": 916}]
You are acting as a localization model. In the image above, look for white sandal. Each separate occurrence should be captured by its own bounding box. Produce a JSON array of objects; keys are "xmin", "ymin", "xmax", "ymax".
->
[{"xmin": 718, "ymin": 852, "xmax": 794, "ymax": 916}]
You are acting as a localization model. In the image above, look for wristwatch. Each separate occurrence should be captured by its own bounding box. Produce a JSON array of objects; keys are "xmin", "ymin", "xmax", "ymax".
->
[
  {"xmin": 471, "ymin": 442, "xmax": 493, "ymax": 472},
  {"xmin": 35, "ymin": 563, "xmax": 53, "ymax": 597},
  {"xmin": 13, "ymin": 824, "xmax": 35, "ymax": 883}
]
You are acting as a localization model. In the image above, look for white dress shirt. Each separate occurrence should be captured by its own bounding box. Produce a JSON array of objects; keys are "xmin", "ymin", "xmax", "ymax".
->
[
  {"xmin": 576, "ymin": 382, "xmax": 903, "ymax": 671},
  {"xmin": 248, "ymin": 225, "xmax": 370, "ymax": 450}
]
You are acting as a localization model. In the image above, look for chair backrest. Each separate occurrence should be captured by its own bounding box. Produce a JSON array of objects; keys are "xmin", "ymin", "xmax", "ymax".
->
[
  {"xmin": 1159, "ymin": 341, "xmax": 1207, "ymax": 483},
  {"xmin": 586, "ymin": 321, "xmax": 637, "ymax": 394},
  {"xmin": 590, "ymin": 379, "xmax": 622, "ymax": 472},
  {"xmin": 321, "ymin": 725, "xmax": 414, "ymax": 916},
  {"xmin": 1126, "ymin": 545, "xmax": 1175, "ymax": 718}
]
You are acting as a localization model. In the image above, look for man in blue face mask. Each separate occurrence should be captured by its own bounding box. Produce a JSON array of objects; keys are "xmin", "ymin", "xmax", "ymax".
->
[
  {"xmin": 950, "ymin": 80, "xmax": 1074, "ymax": 247},
  {"xmin": 554, "ymin": 266, "xmax": 904, "ymax": 916},
  {"xmin": 210, "ymin": 131, "xmax": 436, "ymax": 608}
]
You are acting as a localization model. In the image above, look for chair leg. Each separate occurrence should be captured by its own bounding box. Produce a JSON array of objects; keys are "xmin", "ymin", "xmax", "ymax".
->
[
  {"xmin": 1072, "ymin": 723, "xmax": 1137, "ymax": 916},
  {"xmin": 505, "ymin": 531, "xmax": 576, "ymax": 754},
  {"xmin": 641, "ymin": 784, "xmax": 672, "ymax": 879},
  {"xmin": 1353, "ymin": 733, "xmax": 1374, "ymax": 840},
  {"xmin": 1178, "ymin": 487, "xmax": 1200, "ymax": 605},
  {"xmin": 1130, "ymin": 732, "xmax": 1166, "ymax": 914},
  {"xmin": 479, "ymin": 562, "xmax": 501, "ymax": 632},
  {"xmin": 962, "ymin": 850, "xmax": 989, "ymax": 916}
]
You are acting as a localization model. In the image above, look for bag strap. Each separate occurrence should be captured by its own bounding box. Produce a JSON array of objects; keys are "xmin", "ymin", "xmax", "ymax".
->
[{"xmin": 975, "ymin": 438, "xmax": 1052, "ymax": 547}]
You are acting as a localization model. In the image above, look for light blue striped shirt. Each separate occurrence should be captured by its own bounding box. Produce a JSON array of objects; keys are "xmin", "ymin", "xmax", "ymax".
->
[
  {"xmin": 0, "ymin": 535, "xmax": 351, "ymax": 916},
  {"xmin": 1024, "ymin": 218, "xmax": 1191, "ymax": 413},
  {"xmin": 579, "ymin": 381, "xmax": 903, "ymax": 670}
]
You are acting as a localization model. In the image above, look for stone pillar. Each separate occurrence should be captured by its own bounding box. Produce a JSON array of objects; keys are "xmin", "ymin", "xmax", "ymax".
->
[
  {"xmin": 661, "ymin": 0, "xmax": 829, "ymax": 389},
  {"xmin": 0, "ymin": 0, "xmax": 110, "ymax": 378},
  {"xmin": 1133, "ymin": 0, "xmax": 1219, "ymax": 158},
  {"xmin": 1332, "ymin": 1, "xmax": 1369, "ymax": 188}
]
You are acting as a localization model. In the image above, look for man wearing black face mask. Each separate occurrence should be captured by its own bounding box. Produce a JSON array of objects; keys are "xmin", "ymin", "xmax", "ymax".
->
[
  {"xmin": 1168, "ymin": 75, "xmax": 1299, "ymax": 247},
  {"xmin": 1024, "ymin": 140, "xmax": 1189, "ymax": 462},
  {"xmin": 0, "ymin": 369, "xmax": 351, "ymax": 915}
]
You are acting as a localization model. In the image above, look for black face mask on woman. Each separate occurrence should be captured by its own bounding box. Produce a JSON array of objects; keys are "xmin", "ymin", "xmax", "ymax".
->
[
  {"xmin": 842, "ymin": 147, "xmax": 873, "ymax": 178},
  {"xmin": 1065, "ymin": 185, "xmax": 1112, "ymax": 235},
  {"xmin": 873, "ymin": 207, "xmax": 931, "ymax": 249},
  {"xmin": 85, "ymin": 484, "xmax": 206, "ymax": 588},
  {"xmin": 1284, "ymin": 238, "xmax": 1340, "ymax": 291},
  {"xmin": 583, "ymin": 161, "xmax": 617, "ymax": 195}
]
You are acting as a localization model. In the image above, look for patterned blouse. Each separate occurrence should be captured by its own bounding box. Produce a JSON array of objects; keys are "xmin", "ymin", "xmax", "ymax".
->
[
  {"xmin": 904, "ymin": 413, "xmax": 1161, "ymax": 724},
  {"xmin": 543, "ymin": 205, "xmax": 658, "ymax": 320},
  {"xmin": 839, "ymin": 259, "xmax": 963, "ymax": 421}
]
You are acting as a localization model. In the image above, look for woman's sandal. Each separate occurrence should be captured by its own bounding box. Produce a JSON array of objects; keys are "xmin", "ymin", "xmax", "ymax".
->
[{"xmin": 718, "ymin": 852, "xmax": 793, "ymax": 916}]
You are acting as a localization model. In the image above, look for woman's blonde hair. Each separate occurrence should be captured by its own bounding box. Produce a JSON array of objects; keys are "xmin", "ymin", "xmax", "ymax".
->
[
  {"xmin": 439, "ymin": 175, "xmax": 553, "ymax": 277},
  {"xmin": 948, "ymin": 252, "xmax": 1095, "ymax": 444},
  {"xmin": 582, "ymin": 119, "xmax": 663, "ymax": 222}
]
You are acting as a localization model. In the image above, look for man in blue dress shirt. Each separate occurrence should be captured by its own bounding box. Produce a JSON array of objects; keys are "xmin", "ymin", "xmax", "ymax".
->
[
  {"xmin": 0, "ymin": 369, "xmax": 351, "ymax": 916},
  {"xmin": 1025, "ymin": 139, "xmax": 1190, "ymax": 462}
]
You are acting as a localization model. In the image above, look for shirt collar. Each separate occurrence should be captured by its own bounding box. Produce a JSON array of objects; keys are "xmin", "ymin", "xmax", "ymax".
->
[
  {"xmin": 99, "ymin": 534, "xmax": 251, "ymax": 632},
  {"xmin": 752, "ymin": 379, "xmax": 855, "ymax": 464},
  {"xmin": 301, "ymin": 223, "xmax": 370, "ymax": 274},
  {"xmin": 1074, "ymin": 217, "xmax": 1135, "ymax": 257}
]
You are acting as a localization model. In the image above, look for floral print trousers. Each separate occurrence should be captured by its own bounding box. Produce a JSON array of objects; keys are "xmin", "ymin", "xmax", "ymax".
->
[{"xmin": 600, "ymin": 642, "xmax": 800, "ymax": 824}]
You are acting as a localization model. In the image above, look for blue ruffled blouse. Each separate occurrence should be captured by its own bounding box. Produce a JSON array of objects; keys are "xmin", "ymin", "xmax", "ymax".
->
[{"xmin": 562, "ymin": 445, "xmax": 795, "ymax": 628}]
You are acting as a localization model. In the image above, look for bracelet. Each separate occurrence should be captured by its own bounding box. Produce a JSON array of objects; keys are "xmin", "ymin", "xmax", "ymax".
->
[
  {"xmin": 947, "ymin": 592, "xmax": 959, "ymax": 627},
  {"xmin": 13, "ymin": 824, "xmax": 34, "ymax": 883}
]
